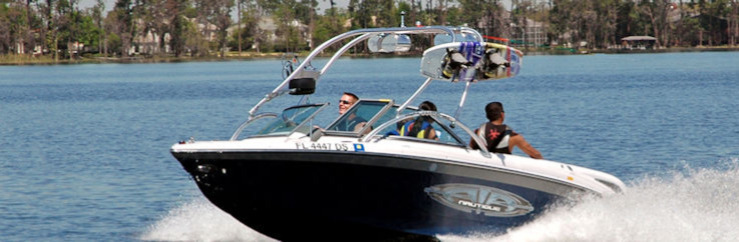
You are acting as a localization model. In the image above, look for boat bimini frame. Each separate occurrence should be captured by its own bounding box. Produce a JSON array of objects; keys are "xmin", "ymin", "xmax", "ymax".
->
[
  {"xmin": 231, "ymin": 26, "xmax": 502, "ymax": 155},
  {"xmin": 249, "ymin": 26, "xmax": 482, "ymax": 116}
]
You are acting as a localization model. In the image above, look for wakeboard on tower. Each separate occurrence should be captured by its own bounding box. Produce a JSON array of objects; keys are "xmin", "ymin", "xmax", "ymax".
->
[{"xmin": 420, "ymin": 42, "xmax": 523, "ymax": 82}]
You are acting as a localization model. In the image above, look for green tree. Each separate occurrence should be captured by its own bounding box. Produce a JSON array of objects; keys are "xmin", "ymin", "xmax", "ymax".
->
[
  {"xmin": 349, "ymin": 0, "xmax": 396, "ymax": 29},
  {"xmin": 731, "ymin": 0, "xmax": 739, "ymax": 46},
  {"xmin": 92, "ymin": 0, "xmax": 106, "ymax": 55},
  {"xmin": 638, "ymin": 0, "xmax": 673, "ymax": 47},
  {"xmin": 593, "ymin": 0, "xmax": 619, "ymax": 48},
  {"xmin": 103, "ymin": 8, "xmax": 121, "ymax": 55},
  {"xmin": 137, "ymin": 0, "xmax": 169, "ymax": 55},
  {"xmin": 549, "ymin": 0, "xmax": 575, "ymax": 46},
  {"xmin": 166, "ymin": 0, "xmax": 190, "ymax": 57},
  {"xmin": 679, "ymin": 10, "xmax": 702, "ymax": 46},
  {"xmin": 65, "ymin": 0, "xmax": 84, "ymax": 59},
  {"xmin": 49, "ymin": 0, "xmax": 73, "ymax": 60},
  {"xmin": 312, "ymin": 8, "xmax": 347, "ymax": 46},
  {"xmin": 291, "ymin": 0, "xmax": 316, "ymax": 49},
  {"xmin": 236, "ymin": 0, "xmax": 244, "ymax": 53},
  {"xmin": 184, "ymin": 12, "xmax": 208, "ymax": 56},
  {"xmin": 106, "ymin": 31, "xmax": 121, "ymax": 53},
  {"xmin": 616, "ymin": 0, "xmax": 636, "ymax": 40},
  {"xmin": 273, "ymin": 0, "xmax": 304, "ymax": 52},
  {"xmin": 112, "ymin": 0, "xmax": 135, "ymax": 57},
  {"xmin": 75, "ymin": 13, "xmax": 100, "ymax": 54},
  {"xmin": 701, "ymin": 0, "xmax": 731, "ymax": 45},
  {"xmin": 443, "ymin": 6, "xmax": 464, "ymax": 26},
  {"xmin": 1, "ymin": 2, "xmax": 22, "ymax": 54},
  {"xmin": 457, "ymin": 0, "xmax": 506, "ymax": 37},
  {"xmin": 23, "ymin": 0, "xmax": 37, "ymax": 55},
  {"xmin": 195, "ymin": 0, "xmax": 234, "ymax": 57},
  {"xmin": 230, "ymin": 3, "xmax": 260, "ymax": 52},
  {"xmin": 0, "ymin": 3, "xmax": 11, "ymax": 54}
]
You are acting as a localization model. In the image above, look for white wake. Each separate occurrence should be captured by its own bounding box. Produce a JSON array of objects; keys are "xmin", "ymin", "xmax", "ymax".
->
[
  {"xmin": 441, "ymin": 159, "xmax": 739, "ymax": 241},
  {"xmin": 140, "ymin": 198, "xmax": 276, "ymax": 241}
]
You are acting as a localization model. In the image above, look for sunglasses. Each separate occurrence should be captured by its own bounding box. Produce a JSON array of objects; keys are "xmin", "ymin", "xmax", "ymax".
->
[{"xmin": 339, "ymin": 100, "xmax": 352, "ymax": 105}]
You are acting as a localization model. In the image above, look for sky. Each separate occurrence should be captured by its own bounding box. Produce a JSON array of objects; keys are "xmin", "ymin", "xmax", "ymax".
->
[{"xmin": 77, "ymin": 0, "xmax": 113, "ymax": 12}]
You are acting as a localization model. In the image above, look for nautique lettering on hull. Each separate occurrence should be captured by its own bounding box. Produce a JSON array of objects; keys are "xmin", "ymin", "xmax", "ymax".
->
[{"xmin": 425, "ymin": 183, "xmax": 534, "ymax": 217}]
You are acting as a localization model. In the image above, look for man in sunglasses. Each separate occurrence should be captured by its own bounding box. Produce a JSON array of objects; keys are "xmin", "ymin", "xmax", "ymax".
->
[
  {"xmin": 335, "ymin": 92, "xmax": 368, "ymax": 132},
  {"xmin": 338, "ymin": 92, "xmax": 359, "ymax": 115}
]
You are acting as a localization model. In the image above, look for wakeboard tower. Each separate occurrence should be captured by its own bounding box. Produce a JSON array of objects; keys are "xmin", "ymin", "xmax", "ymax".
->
[{"xmin": 170, "ymin": 25, "xmax": 625, "ymax": 241}]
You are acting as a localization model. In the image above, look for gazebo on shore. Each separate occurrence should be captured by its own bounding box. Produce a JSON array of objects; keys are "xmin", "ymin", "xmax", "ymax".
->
[{"xmin": 621, "ymin": 36, "xmax": 657, "ymax": 50}]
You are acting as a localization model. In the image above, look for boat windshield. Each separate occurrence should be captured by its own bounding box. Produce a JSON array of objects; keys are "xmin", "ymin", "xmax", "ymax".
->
[
  {"xmin": 324, "ymin": 100, "xmax": 466, "ymax": 145},
  {"xmin": 257, "ymin": 104, "xmax": 328, "ymax": 135},
  {"xmin": 326, "ymin": 100, "xmax": 393, "ymax": 133}
]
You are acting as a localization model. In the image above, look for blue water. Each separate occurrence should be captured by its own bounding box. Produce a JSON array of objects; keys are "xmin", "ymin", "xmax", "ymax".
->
[{"xmin": 1, "ymin": 52, "xmax": 738, "ymax": 241}]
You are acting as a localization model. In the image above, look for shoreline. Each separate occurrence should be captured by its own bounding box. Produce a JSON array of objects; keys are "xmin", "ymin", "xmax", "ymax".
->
[
  {"xmin": 529, "ymin": 46, "xmax": 739, "ymax": 55},
  {"xmin": 0, "ymin": 52, "xmax": 290, "ymax": 66},
  {"xmin": 2, "ymin": 46, "xmax": 738, "ymax": 65}
]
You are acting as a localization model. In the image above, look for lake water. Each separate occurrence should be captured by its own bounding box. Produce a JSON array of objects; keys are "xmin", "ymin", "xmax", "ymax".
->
[{"xmin": 1, "ymin": 51, "xmax": 738, "ymax": 241}]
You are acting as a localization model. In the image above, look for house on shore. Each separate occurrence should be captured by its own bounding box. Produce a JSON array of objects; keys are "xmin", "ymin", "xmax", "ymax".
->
[{"xmin": 621, "ymin": 36, "xmax": 657, "ymax": 50}]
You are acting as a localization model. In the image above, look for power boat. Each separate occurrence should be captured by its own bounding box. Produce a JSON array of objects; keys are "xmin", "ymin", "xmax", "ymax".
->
[{"xmin": 170, "ymin": 26, "xmax": 625, "ymax": 241}]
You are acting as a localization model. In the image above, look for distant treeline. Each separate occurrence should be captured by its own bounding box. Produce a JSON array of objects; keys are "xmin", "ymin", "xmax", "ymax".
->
[{"xmin": 1, "ymin": 0, "xmax": 738, "ymax": 60}]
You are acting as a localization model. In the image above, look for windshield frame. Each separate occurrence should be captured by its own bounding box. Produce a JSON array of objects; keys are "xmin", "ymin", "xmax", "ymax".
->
[
  {"xmin": 243, "ymin": 103, "xmax": 330, "ymax": 138},
  {"xmin": 361, "ymin": 111, "xmax": 491, "ymax": 157}
]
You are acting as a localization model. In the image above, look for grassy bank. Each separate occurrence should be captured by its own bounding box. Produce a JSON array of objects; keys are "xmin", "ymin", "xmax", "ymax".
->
[{"xmin": 0, "ymin": 54, "xmax": 62, "ymax": 65}]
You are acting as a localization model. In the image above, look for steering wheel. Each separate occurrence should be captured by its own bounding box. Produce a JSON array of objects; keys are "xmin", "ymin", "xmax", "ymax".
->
[{"xmin": 282, "ymin": 112, "xmax": 298, "ymax": 127}]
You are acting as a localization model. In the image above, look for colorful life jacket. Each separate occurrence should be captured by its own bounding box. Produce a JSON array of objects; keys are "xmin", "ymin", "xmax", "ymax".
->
[
  {"xmin": 400, "ymin": 119, "xmax": 435, "ymax": 139},
  {"xmin": 476, "ymin": 123, "xmax": 513, "ymax": 154}
]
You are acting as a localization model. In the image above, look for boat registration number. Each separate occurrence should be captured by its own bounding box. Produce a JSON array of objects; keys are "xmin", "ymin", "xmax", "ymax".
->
[{"xmin": 295, "ymin": 142, "xmax": 350, "ymax": 151}]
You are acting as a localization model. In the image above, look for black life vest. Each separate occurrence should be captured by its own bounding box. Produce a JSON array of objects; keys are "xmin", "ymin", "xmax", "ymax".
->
[{"xmin": 477, "ymin": 123, "xmax": 513, "ymax": 154}]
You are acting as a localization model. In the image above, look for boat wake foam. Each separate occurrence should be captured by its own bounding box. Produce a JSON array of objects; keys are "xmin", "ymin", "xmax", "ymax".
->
[
  {"xmin": 140, "ymin": 198, "xmax": 276, "ymax": 241},
  {"xmin": 440, "ymin": 158, "xmax": 739, "ymax": 242}
]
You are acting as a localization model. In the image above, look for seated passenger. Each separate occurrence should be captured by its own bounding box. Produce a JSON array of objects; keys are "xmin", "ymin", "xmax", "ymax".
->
[
  {"xmin": 470, "ymin": 102, "xmax": 542, "ymax": 159},
  {"xmin": 335, "ymin": 92, "xmax": 368, "ymax": 132},
  {"xmin": 399, "ymin": 101, "xmax": 438, "ymax": 140}
]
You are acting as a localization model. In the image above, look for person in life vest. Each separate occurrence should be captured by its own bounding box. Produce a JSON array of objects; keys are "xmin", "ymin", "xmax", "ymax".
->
[
  {"xmin": 470, "ymin": 102, "xmax": 542, "ymax": 159},
  {"xmin": 399, "ymin": 101, "xmax": 438, "ymax": 140}
]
